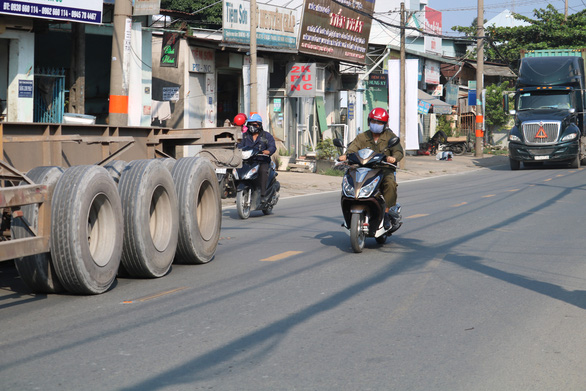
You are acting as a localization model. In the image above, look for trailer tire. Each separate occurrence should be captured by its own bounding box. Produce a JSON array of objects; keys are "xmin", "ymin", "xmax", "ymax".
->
[
  {"xmin": 172, "ymin": 157, "xmax": 221, "ymax": 264},
  {"xmin": 104, "ymin": 160, "xmax": 128, "ymax": 185},
  {"xmin": 119, "ymin": 159, "xmax": 178, "ymax": 277},
  {"xmin": 11, "ymin": 166, "xmax": 65, "ymax": 293},
  {"xmin": 51, "ymin": 165, "xmax": 123, "ymax": 294},
  {"xmin": 158, "ymin": 158, "xmax": 177, "ymax": 172}
]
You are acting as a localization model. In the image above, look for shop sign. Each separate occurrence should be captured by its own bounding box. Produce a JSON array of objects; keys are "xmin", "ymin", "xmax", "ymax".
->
[
  {"xmin": 286, "ymin": 63, "xmax": 316, "ymax": 98},
  {"xmin": 161, "ymin": 32, "xmax": 180, "ymax": 68},
  {"xmin": 133, "ymin": 0, "xmax": 160, "ymax": 16},
  {"xmin": 222, "ymin": 0, "xmax": 297, "ymax": 50},
  {"xmin": 423, "ymin": 6, "xmax": 442, "ymax": 55},
  {"xmin": 298, "ymin": 0, "xmax": 375, "ymax": 65},
  {"xmin": 18, "ymin": 80, "xmax": 33, "ymax": 98},
  {"xmin": 0, "ymin": 0, "xmax": 102, "ymax": 24},
  {"xmin": 189, "ymin": 47, "xmax": 215, "ymax": 73}
]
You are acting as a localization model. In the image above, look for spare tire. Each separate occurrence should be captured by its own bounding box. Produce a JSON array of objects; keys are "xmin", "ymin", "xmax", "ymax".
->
[
  {"xmin": 11, "ymin": 166, "xmax": 65, "ymax": 293},
  {"xmin": 51, "ymin": 165, "xmax": 123, "ymax": 294},
  {"xmin": 118, "ymin": 159, "xmax": 179, "ymax": 277},
  {"xmin": 172, "ymin": 157, "xmax": 221, "ymax": 264}
]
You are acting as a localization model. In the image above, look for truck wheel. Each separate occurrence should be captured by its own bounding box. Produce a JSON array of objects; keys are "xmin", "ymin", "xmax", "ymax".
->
[
  {"xmin": 103, "ymin": 160, "xmax": 128, "ymax": 185},
  {"xmin": 119, "ymin": 159, "xmax": 179, "ymax": 277},
  {"xmin": 172, "ymin": 157, "xmax": 221, "ymax": 264},
  {"xmin": 51, "ymin": 166, "xmax": 123, "ymax": 294},
  {"xmin": 509, "ymin": 158, "xmax": 521, "ymax": 170},
  {"xmin": 11, "ymin": 166, "xmax": 65, "ymax": 293}
]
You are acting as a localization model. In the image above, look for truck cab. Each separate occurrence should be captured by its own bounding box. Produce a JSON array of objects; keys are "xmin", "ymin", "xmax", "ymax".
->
[{"xmin": 507, "ymin": 54, "xmax": 586, "ymax": 170}]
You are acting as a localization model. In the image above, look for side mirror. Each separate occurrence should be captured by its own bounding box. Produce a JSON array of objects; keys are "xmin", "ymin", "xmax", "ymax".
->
[
  {"xmin": 387, "ymin": 136, "xmax": 400, "ymax": 148},
  {"xmin": 333, "ymin": 138, "xmax": 344, "ymax": 148},
  {"xmin": 503, "ymin": 94, "xmax": 509, "ymax": 114}
]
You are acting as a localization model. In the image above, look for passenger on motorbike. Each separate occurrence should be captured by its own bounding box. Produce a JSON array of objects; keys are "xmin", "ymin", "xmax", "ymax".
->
[
  {"xmin": 237, "ymin": 114, "xmax": 276, "ymax": 203},
  {"xmin": 338, "ymin": 107, "xmax": 404, "ymax": 231}
]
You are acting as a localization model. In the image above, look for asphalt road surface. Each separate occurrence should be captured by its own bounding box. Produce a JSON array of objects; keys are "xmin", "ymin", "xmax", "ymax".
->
[{"xmin": 1, "ymin": 163, "xmax": 586, "ymax": 390}]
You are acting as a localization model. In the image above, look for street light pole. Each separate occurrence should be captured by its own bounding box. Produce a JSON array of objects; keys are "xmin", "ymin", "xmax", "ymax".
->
[
  {"xmin": 399, "ymin": 2, "xmax": 406, "ymax": 169},
  {"xmin": 250, "ymin": 0, "xmax": 257, "ymax": 115},
  {"xmin": 475, "ymin": 0, "xmax": 484, "ymax": 157}
]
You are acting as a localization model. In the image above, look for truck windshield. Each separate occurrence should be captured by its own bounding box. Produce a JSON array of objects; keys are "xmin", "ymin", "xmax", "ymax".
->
[{"xmin": 518, "ymin": 91, "xmax": 572, "ymax": 110}]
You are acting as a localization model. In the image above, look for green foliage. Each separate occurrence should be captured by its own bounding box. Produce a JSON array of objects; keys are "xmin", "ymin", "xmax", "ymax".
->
[
  {"xmin": 435, "ymin": 115, "xmax": 454, "ymax": 137},
  {"xmin": 453, "ymin": 4, "xmax": 586, "ymax": 64},
  {"xmin": 316, "ymin": 138, "xmax": 338, "ymax": 160},
  {"xmin": 160, "ymin": 0, "xmax": 222, "ymax": 29},
  {"xmin": 485, "ymin": 82, "xmax": 510, "ymax": 129},
  {"xmin": 279, "ymin": 148, "xmax": 292, "ymax": 156}
]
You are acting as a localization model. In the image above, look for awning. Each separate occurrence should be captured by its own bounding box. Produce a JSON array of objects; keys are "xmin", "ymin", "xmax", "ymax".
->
[{"xmin": 418, "ymin": 89, "xmax": 452, "ymax": 114}]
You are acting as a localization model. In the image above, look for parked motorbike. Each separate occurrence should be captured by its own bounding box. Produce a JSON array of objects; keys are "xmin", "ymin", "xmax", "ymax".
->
[
  {"xmin": 234, "ymin": 148, "xmax": 280, "ymax": 219},
  {"xmin": 428, "ymin": 130, "xmax": 471, "ymax": 155},
  {"xmin": 333, "ymin": 138, "xmax": 403, "ymax": 253}
]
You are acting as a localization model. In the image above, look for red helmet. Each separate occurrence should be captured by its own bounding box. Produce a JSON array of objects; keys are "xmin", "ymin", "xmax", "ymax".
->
[
  {"xmin": 233, "ymin": 113, "xmax": 247, "ymax": 126},
  {"xmin": 368, "ymin": 107, "xmax": 389, "ymax": 123}
]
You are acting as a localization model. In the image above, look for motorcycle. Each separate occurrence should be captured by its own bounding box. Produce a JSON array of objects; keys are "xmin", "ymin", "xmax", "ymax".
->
[
  {"xmin": 427, "ymin": 130, "xmax": 471, "ymax": 155},
  {"xmin": 333, "ymin": 137, "xmax": 403, "ymax": 253},
  {"xmin": 234, "ymin": 147, "xmax": 280, "ymax": 219}
]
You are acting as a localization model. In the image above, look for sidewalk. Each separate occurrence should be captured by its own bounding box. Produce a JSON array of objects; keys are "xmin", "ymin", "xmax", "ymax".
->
[{"xmin": 221, "ymin": 153, "xmax": 509, "ymax": 206}]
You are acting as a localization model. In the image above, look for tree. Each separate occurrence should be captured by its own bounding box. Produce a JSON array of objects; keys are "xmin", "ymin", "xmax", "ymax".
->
[
  {"xmin": 160, "ymin": 0, "xmax": 222, "ymax": 30},
  {"xmin": 484, "ymin": 82, "xmax": 511, "ymax": 140},
  {"xmin": 453, "ymin": 5, "xmax": 586, "ymax": 65}
]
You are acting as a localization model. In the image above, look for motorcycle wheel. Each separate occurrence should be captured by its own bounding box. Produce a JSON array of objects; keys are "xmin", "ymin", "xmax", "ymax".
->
[
  {"xmin": 236, "ymin": 190, "xmax": 251, "ymax": 219},
  {"xmin": 451, "ymin": 143, "xmax": 465, "ymax": 155},
  {"xmin": 375, "ymin": 234, "xmax": 387, "ymax": 244},
  {"xmin": 350, "ymin": 213, "xmax": 365, "ymax": 253},
  {"xmin": 217, "ymin": 174, "xmax": 228, "ymax": 199}
]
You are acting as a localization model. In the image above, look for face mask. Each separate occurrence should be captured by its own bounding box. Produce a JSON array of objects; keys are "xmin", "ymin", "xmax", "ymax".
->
[
  {"xmin": 370, "ymin": 123, "xmax": 384, "ymax": 133},
  {"xmin": 248, "ymin": 124, "xmax": 260, "ymax": 133}
]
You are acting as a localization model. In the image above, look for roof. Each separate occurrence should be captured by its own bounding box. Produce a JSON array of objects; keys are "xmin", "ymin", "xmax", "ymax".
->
[
  {"xmin": 465, "ymin": 61, "xmax": 517, "ymax": 78},
  {"xmin": 484, "ymin": 9, "xmax": 530, "ymax": 28},
  {"xmin": 418, "ymin": 89, "xmax": 452, "ymax": 114}
]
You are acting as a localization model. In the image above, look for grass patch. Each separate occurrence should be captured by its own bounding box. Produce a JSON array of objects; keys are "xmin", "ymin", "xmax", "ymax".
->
[{"xmin": 321, "ymin": 167, "xmax": 345, "ymax": 177}]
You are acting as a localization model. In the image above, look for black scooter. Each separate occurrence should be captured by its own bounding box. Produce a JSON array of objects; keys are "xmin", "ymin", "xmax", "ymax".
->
[
  {"xmin": 234, "ymin": 148, "xmax": 280, "ymax": 219},
  {"xmin": 334, "ymin": 137, "xmax": 402, "ymax": 253}
]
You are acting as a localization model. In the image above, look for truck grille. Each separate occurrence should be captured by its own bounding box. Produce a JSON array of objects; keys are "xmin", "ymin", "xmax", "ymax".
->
[{"xmin": 522, "ymin": 121, "xmax": 560, "ymax": 145}]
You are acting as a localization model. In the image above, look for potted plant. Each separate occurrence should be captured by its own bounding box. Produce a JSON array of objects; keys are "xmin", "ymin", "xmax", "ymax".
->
[
  {"xmin": 315, "ymin": 138, "xmax": 337, "ymax": 173},
  {"xmin": 278, "ymin": 148, "xmax": 292, "ymax": 171}
]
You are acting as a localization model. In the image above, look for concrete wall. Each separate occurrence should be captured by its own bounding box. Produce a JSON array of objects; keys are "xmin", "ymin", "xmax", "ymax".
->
[{"xmin": 2, "ymin": 29, "xmax": 34, "ymax": 122}]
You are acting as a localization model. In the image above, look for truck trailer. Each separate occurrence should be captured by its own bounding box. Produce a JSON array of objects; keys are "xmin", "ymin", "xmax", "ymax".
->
[
  {"xmin": 507, "ymin": 49, "xmax": 586, "ymax": 170},
  {"xmin": 0, "ymin": 122, "xmax": 241, "ymax": 294}
]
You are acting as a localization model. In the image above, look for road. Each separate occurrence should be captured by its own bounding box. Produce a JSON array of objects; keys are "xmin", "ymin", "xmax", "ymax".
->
[{"xmin": 1, "ymin": 163, "xmax": 586, "ymax": 390}]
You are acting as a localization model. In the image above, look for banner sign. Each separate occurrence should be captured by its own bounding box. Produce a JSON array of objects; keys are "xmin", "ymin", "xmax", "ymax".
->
[
  {"xmin": 286, "ymin": 63, "xmax": 317, "ymax": 97},
  {"xmin": 424, "ymin": 59, "xmax": 440, "ymax": 85},
  {"xmin": 298, "ymin": 0, "xmax": 376, "ymax": 65},
  {"xmin": 223, "ymin": 0, "xmax": 297, "ymax": 50},
  {"xmin": 423, "ymin": 6, "xmax": 442, "ymax": 55},
  {"xmin": 0, "ymin": 0, "xmax": 102, "ymax": 24},
  {"xmin": 418, "ymin": 100, "xmax": 431, "ymax": 114}
]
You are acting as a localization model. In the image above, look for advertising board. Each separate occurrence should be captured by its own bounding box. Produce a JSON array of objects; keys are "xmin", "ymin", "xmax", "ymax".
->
[{"xmin": 0, "ymin": 0, "xmax": 102, "ymax": 24}]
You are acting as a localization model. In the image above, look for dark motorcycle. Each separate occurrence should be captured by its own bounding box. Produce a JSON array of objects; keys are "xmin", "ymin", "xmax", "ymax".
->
[
  {"xmin": 427, "ymin": 130, "xmax": 471, "ymax": 155},
  {"xmin": 234, "ymin": 148, "xmax": 280, "ymax": 219},
  {"xmin": 333, "ymin": 137, "xmax": 403, "ymax": 253}
]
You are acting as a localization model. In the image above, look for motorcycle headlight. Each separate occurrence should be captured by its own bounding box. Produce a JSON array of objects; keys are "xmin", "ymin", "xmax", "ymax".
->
[
  {"xmin": 243, "ymin": 165, "xmax": 258, "ymax": 180},
  {"xmin": 342, "ymin": 176, "xmax": 355, "ymax": 197},
  {"xmin": 561, "ymin": 132, "xmax": 578, "ymax": 142},
  {"xmin": 358, "ymin": 177, "xmax": 380, "ymax": 198}
]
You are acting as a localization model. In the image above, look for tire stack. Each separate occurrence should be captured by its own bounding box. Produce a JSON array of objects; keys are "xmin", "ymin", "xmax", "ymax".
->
[{"xmin": 11, "ymin": 157, "xmax": 221, "ymax": 295}]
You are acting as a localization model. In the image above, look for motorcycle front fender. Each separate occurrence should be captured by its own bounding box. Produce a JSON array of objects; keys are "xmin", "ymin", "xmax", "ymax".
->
[
  {"xmin": 237, "ymin": 181, "xmax": 251, "ymax": 192},
  {"xmin": 349, "ymin": 204, "xmax": 368, "ymax": 214}
]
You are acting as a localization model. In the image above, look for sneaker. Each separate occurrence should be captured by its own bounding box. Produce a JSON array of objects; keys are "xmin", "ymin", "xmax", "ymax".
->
[{"xmin": 260, "ymin": 195, "xmax": 268, "ymax": 204}]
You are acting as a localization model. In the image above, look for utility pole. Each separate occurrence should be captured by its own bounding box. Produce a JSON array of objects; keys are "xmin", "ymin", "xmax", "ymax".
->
[
  {"xmin": 565, "ymin": 0, "xmax": 568, "ymax": 21},
  {"xmin": 69, "ymin": 23, "xmax": 85, "ymax": 114},
  {"xmin": 250, "ymin": 0, "xmax": 257, "ymax": 115},
  {"xmin": 475, "ymin": 0, "xmax": 484, "ymax": 157},
  {"xmin": 109, "ymin": 0, "xmax": 132, "ymax": 126},
  {"xmin": 399, "ymin": 2, "xmax": 406, "ymax": 169}
]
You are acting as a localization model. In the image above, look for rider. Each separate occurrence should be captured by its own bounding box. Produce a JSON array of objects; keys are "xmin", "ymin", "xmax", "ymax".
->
[
  {"xmin": 338, "ymin": 107, "xmax": 404, "ymax": 231},
  {"xmin": 237, "ymin": 113, "xmax": 276, "ymax": 203}
]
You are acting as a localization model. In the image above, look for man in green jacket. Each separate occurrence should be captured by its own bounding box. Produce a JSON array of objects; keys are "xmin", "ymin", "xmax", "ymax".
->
[{"xmin": 338, "ymin": 107, "xmax": 404, "ymax": 231}]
